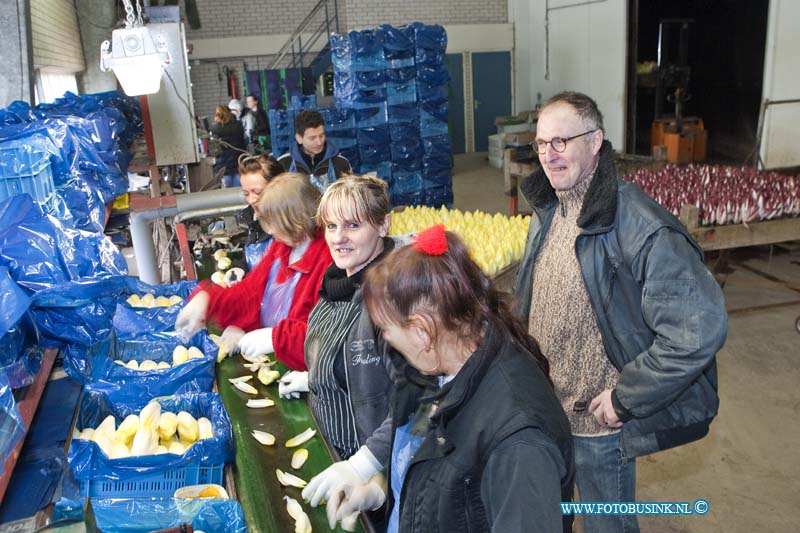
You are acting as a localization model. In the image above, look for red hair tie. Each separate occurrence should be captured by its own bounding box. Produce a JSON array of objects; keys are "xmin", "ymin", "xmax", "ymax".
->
[{"xmin": 413, "ymin": 224, "xmax": 448, "ymax": 255}]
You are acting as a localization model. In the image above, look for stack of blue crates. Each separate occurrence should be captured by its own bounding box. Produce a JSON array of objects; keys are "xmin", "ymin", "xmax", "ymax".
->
[
  {"xmin": 329, "ymin": 23, "xmax": 453, "ymax": 207},
  {"xmin": 267, "ymin": 108, "xmax": 295, "ymax": 158}
]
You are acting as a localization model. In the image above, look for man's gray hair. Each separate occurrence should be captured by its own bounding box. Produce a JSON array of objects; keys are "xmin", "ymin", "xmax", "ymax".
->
[{"xmin": 542, "ymin": 91, "xmax": 604, "ymax": 132}]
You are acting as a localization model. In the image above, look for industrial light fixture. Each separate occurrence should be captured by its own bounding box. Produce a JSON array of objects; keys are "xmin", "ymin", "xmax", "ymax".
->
[{"xmin": 100, "ymin": 0, "xmax": 170, "ymax": 96}]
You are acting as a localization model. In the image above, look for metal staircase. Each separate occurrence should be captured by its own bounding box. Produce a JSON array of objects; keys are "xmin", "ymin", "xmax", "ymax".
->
[{"xmin": 269, "ymin": 0, "xmax": 340, "ymax": 80}]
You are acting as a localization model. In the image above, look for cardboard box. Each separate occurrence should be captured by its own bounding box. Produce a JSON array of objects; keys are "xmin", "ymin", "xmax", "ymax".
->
[{"xmin": 504, "ymin": 131, "xmax": 535, "ymax": 146}]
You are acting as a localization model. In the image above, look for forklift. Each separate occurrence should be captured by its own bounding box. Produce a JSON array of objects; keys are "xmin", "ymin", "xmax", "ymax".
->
[{"xmin": 650, "ymin": 19, "xmax": 707, "ymax": 164}]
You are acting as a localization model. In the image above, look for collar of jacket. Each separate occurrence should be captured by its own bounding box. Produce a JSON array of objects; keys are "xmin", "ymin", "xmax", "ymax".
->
[
  {"xmin": 427, "ymin": 320, "xmax": 504, "ymax": 425},
  {"xmin": 271, "ymin": 231, "xmax": 326, "ymax": 281},
  {"xmin": 320, "ymin": 237, "xmax": 395, "ymax": 301},
  {"xmin": 289, "ymin": 140, "xmax": 338, "ymax": 174},
  {"xmin": 519, "ymin": 140, "xmax": 618, "ymax": 230}
]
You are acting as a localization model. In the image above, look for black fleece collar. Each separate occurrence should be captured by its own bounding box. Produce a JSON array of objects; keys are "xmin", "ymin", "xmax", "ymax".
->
[
  {"xmin": 519, "ymin": 140, "xmax": 618, "ymax": 229},
  {"xmin": 320, "ymin": 237, "xmax": 395, "ymax": 301}
]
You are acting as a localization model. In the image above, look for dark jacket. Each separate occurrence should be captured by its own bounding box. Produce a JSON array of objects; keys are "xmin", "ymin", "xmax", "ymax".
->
[
  {"xmin": 210, "ymin": 120, "xmax": 246, "ymax": 174},
  {"xmin": 277, "ymin": 141, "xmax": 351, "ymax": 192},
  {"xmin": 514, "ymin": 140, "xmax": 727, "ymax": 459},
  {"xmin": 236, "ymin": 205, "xmax": 270, "ymax": 246},
  {"xmin": 308, "ymin": 238, "xmax": 397, "ymax": 465},
  {"xmin": 389, "ymin": 322, "xmax": 575, "ymax": 533}
]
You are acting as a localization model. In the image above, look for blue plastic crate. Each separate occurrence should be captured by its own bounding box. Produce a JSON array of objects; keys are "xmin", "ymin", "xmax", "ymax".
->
[
  {"xmin": 80, "ymin": 463, "xmax": 223, "ymax": 498},
  {"xmin": 0, "ymin": 145, "xmax": 55, "ymax": 206}
]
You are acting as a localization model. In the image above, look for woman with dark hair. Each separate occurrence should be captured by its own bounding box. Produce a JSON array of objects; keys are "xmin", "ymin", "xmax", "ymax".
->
[
  {"xmin": 326, "ymin": 225, "xmax": 575, "ymax": 533},
  {"xmin": 176, "ymin": 173, "xmax": 332, "ymax": 369},
  {"xmin": 236, "ymin": 153, "xmax": 284, "ymax": 269},
  {"xmin": 210, "ymin": 105, "xmax": 246, "ymax": 187}
]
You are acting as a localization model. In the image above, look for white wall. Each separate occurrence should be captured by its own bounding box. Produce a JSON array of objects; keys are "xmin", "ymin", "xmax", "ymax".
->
[
  {"xmin": 511, "ymin": 0, "xmax": 627, "ymax": 149},
  {"xmin": 760, "ymin": 0, "xmax": 800, "ymax": 169}
]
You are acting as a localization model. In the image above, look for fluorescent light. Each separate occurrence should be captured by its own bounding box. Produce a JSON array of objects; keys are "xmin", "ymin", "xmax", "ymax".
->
[{"xmin": 100, "ymin": 26, "xmax": 170, "ymax": 96}]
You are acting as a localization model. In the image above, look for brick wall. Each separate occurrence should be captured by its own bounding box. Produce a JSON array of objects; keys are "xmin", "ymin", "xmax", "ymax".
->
[
  {"xmin": 184, "ymin": 0, "xmax": 348, "ymax": 40},
  {"xmin": 345, "ymin": 0, "xmax": 508, "ymax": 29},
  {"xmin": 186, "ymin": 0, "xmax": 508, "ymax": 119}
]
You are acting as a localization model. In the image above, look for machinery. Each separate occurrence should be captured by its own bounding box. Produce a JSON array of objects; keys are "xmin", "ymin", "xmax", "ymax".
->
[{"xmin": 651, "ymin": 19, "xmax": 707, "ymax": 164}]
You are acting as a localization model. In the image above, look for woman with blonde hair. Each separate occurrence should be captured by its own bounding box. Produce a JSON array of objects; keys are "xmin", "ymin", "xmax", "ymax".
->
[
  {"xmin": 270, "ymin": 175, "xmax": 396, "ymax": 530},
  {"xmin": 210, "ymin": 104, "xmax": 246, "ymax": 187},
  {"xmin": 176, "ymin": 173, "xmax": 332, "ymax": 369}
]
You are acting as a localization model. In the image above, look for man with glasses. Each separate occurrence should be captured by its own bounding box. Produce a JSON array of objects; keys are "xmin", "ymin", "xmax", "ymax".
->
[{"xmin": 513, "ymin": 91, "xmax": 726, "ymax": 532}]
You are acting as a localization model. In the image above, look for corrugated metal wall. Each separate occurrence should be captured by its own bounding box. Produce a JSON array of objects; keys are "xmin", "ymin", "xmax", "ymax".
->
[{"xmin": 30, "ymin": 0, "xmax": 84, "ymax": 72}]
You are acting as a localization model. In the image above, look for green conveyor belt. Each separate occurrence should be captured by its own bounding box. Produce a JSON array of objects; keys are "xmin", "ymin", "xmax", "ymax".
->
[{"xmin": 216, "ymin": 355, "xmax": 367, "ymax": 533}]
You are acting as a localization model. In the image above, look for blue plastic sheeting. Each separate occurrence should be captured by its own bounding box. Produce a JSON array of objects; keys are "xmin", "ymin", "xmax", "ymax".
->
[
  {"xmin": 412, "ymin": 23, "xmax": 447, "ymax": 51},
  {"xmin": 391, "ymin": 190, "xmax": 425, "ymax": 208},
  {"xmin": 387, "ymin": 103, "xmax": 419, "ymax": 126},
  {"xmin": 382, "ymin": 24, "xmax": 416, "ymax": 58},
  {"xmin": 337, "ymin": 87, "xmax": 388, "ymax": 109},
  {"xmin": 424, "ymin": 185, "xmax": 454, "ymax": 208},
  {"xmin": 70, "ymin": 391, "xmax": 234, "ymax": 483},
  {"xmin": 52, "ymin": 176, "xmax": 106, "ymax": 233},
  {"xmin": 360, "ymin": 161, "xmax": 393, "ymax": 181},
  {"xmin": 0, "ymin": 195, "xmax": 127, "ymax": 292},
  {"xmin": 356, "ymin": 125, "xmax": 390, "ymax": 147},
  {"xmin": 0, "ymin": 370, "xmax": 24, "ymax": 467},
  {"xmin": 0, "ymin": 266, "xmax": 30, "ymax": 337},
  {"xmin": 416, "ymin": 65, "xmax": 450, "ymax": 86},
  {"xmin": 386, "ymin": 67, "xmax": 416, "ymax": 84},
  {"xmin": 391, "ymin": 171, "xmax": 424, "ymax": 196},
  {"xmin": 319, "ymin": 107, "xmax": 355, "ymax": 131},
  {"xmin": 355, "ymin": 104, "xmax": 388, "ymax": 128},
  {"xmin": 267, "ymin": 109, "xmax": 294, "ymax": 137},
  {"xmin": 339, "ymin": 146, "xmax": 361, "ymax": 171},
  {"xmin": 112, "ymin": 278, "xmax": 198, "ymax": 335},
  {"xmin": 290, "ymin": 94, "xmax": 317, "ymax": 110},
  {"xmin": 423, "ymin": 134, "xmax": 453, "ymax": 159},
  {"xmin": 327, "ymin": 134, "xmax": 357, "ymax": 150},
  {"xmin": 63, "ymin": 331, "xmax": 217, "ymax": 402},
  {"xmin": 0, "ymin": 117, "xmax": 127, "ymax": 204},
  {"xmin": 53, "ymin": 497, "xmax": 247, "ymax": 533},
  {"xmin": 331, "ymin": 28, "xmax": 387, "ymax": 72}
]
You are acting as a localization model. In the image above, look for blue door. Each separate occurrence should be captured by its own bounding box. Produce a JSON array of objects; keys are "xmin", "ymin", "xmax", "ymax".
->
[
  {"xmin": 445, "ymin": 53, "xmax": 466, "ymax": 154},
  {"xmin": 472, "ymin": 52, "xmax": 511, "ymax": 152}
]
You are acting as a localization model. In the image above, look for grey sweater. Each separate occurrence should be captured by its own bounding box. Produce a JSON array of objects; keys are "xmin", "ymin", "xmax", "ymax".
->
[{"xmin": 528, "ymin": 172, "xmax": 620, "ymax": 436}]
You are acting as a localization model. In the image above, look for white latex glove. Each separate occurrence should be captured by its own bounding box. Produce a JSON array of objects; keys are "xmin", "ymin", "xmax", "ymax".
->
[
  {"xmin": 238, "ymin": 327, "xmax": 273, "ymax": 359},
  {"xmin": 174, "ymin": 292, "xmax": 209, "ymax": 342},
  {"xmin": 326, "ymin": 473, "xmax": 388, "ymax": 531},
  {"xmin": 279, "ymin": 371, "xmax": 309, "ymax": 399},
  {"xmin": 302, "ymin": 446, "xmax": 381, "ymax": 507},
  {"xmin": 220, "ymin": 325, "xmax": 244, "ymax": 354}
]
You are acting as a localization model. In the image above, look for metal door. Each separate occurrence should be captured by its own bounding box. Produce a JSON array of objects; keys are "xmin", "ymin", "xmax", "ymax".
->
[{"xmin": 472, "ymin": 51, "xmax": 511, "ymax": 152}]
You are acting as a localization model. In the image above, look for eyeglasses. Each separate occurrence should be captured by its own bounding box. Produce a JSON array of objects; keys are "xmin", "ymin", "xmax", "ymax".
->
[{"xmin": 532, "ymin": 129, "xmax": 599, "ymax": 154}]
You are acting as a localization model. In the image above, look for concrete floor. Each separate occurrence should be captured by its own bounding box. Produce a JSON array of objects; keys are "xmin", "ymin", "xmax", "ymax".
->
[{"xmin": 452, "ymin": 152, "xmax": 800, "ymax": 532}]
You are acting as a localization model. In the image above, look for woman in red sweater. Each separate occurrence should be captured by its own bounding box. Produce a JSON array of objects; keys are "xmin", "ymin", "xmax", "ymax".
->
[{"xmin": 175, "ymin": 173, "xmax": 332, "ymax": 370}]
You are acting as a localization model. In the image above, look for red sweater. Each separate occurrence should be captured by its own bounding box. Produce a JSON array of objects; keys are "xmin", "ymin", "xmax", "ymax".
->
[{"xmin": 193, "ymin": 234, "xmax": 332, "ymax": 370}]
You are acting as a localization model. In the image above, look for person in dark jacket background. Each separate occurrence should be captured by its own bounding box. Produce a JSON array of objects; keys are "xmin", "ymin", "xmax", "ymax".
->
[
  {"xmin": 515, "ymin": 91, "xmax": 727, "ymax": 533},
  {"xmin": 277, "ymin": 109, "xmax": 352, "ymax": 192},
  {"xmin": 322, "ymin": 225, "xmax": 574, "ymax": 533},
  {"xmin": 245, "ymin": 94, "xmax": 270, "ymax": 139},
  {"xmin": 235, "ymin": 153, "xmax": 283, "ymax": 270},
  {"xmin": 210, "ymin": 104, "xmax": 246, "ymax": 188}
]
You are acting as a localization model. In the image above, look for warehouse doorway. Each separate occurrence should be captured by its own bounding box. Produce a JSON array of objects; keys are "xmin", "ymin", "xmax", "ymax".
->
[
  {"xmin": 445, "ymin": 54, "xmax": 466, "ymax": 154},
  {"xmin": 446, "ymin": 51, "xmax": 512, "ymax": 153},
  {"xmin": 627, "ymin": 0, "xmax": 769, "ymax": 163}
]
